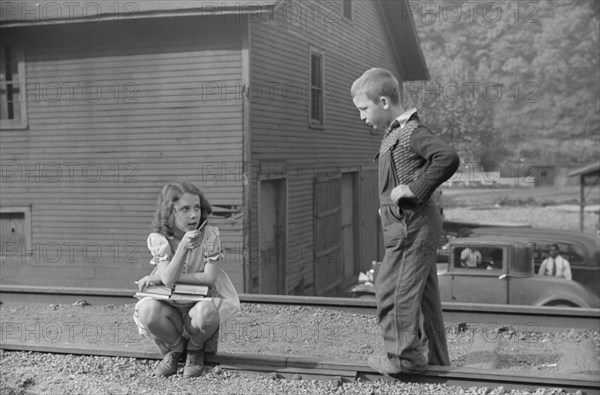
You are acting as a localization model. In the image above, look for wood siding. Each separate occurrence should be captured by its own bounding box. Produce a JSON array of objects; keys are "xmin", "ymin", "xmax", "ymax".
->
[
  {"xmin": 248, "ymin": 0, "xmax": 402, "ymax": 294},
  {"xmin": 0, "ymin": 18, "xmax": 245, "ymax": 290}
]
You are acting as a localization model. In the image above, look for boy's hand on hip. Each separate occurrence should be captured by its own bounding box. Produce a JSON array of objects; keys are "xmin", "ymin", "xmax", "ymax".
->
[{"xmin": 391, "ymin": 184, "xmax": 415, "ymax": 203}]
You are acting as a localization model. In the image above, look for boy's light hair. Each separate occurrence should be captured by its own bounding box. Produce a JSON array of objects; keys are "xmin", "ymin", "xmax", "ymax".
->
[{"xmin": 351, "ymin": 68, "xmax": 402, "ymax": 105}]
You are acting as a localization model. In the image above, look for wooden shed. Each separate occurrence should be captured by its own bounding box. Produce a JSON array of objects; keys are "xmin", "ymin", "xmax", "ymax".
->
[
  {"xmin": 533, "ymin": 165, "xmax": 555, "ymax": 187},
  {"xmin": 569, "ymin": 161, "xmax": 600, "ymax": 232},
  {"xmin": 0, "ymin": 0, "xmax": 429, "ymax": 296}
]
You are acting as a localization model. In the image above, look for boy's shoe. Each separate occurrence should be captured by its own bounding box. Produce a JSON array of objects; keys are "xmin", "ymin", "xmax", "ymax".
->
[
  {"xmin": 367, "ymin": 355, "xmax": 426, "ymax": 376},
  {"xmin": 367, "ymin": 355, "xmax": 402, "ymax": 375},
  {"xmin": 154, "ymin": 350, "xmax": 183, "ymax": 377},
  {"xmin": 182, "ymin": 349, "xmax": 205, "ymax": 379}
]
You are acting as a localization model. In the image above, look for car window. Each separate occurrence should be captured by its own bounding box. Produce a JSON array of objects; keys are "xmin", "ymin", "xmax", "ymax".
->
[
  {"xmin": 509, "ymin": 245, "xmax": 533, "ymax": 275},
  {"xmin": 534, "ymin": 242, "xmax": 586, "ymax": 266},
  {"xmin": 454, "ymin": 247, "xmax": 502, "ymax": 271},
  {"xmin": 485, "ymin": 247, "xmax": 503, "ymax": 271},
  {"xmin": 437, "ymin": 244, "xmax": 451, "ymax": 263}
]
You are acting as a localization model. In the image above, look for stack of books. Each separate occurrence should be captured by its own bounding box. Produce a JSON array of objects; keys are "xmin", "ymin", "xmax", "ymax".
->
[
  {"xmin": 171, "ymin": 284, "xmax": 210, "ymax": 301},
  {"xmin": 135, "ymin": 284, "xmax": 210, "ymax": 302}
]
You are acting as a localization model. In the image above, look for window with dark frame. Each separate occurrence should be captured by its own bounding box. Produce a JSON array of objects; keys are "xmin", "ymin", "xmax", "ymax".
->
[
  {"xmin": 342, "ymin": 0, "xmax": 352, "ymax": 20},
  {"xmin": 0, "ymin": 207, "xmax": 32, "ymax": 256},
  {"xmin": 0, "ymin": 43, "xmax": 26, "ymax": 128},
  {"xmin": 310, "ymin": 51, "xmax": 324, "ymax": 126}
]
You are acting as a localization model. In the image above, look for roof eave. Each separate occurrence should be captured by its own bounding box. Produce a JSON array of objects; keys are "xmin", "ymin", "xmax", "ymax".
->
[
  {"xmin": 379, "ymin": 0, "xmax": 430, "ymax": 81},
  {"xmin": 568, "ymin": 161, "xmax": 600, "ymax": 178},
  {"xmin": 0, "ymin": 1, "xmax": 278, "ymax": 27}
]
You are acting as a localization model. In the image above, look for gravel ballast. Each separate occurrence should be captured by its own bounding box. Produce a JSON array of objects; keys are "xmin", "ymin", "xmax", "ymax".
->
[{"xmin": 1, "ymin": 301, "xmax": 598, "ymax": 394}]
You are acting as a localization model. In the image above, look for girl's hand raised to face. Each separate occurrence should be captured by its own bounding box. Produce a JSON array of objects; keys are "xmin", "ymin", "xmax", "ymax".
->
[{"xmin": 179, "ymin": 230, "xmax": 202, "ymax": 251}]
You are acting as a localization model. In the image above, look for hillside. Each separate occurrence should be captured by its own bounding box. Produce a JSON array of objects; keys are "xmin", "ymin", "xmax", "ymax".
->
[{"xmin": 408, "ymin": 0, "xmax": 599, "ymax": 168}]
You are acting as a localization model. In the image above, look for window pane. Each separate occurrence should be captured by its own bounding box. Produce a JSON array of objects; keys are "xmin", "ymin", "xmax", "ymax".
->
[
  {"xmin": 1, "ymin": 45, "xmax": 20, "ymax": 121},
  {"xmin": 0, "ymin": 97, "xmax": 8, "ymax": 120},
  {"xmin": 310, "ymin": 51, "xmax": 324, "ymax": 124},
  {"xmin": 11, "ymin": 91, "xmax": 21, "ymax": 119},
  {"xmin": 311, "ymin": 54, "xmax": 322, "ymax": 87},
  {"xmin": 343, "ymin": 0, "xmax": 352, "ymax": 19},
  {"xmin": 535, "ymin": 242, "xmax": 586, "ymax": 266},
  {"xmin": 310, "ymin": 55, "xmax": 316, "ymax": 82},
  {"xmin": 3, "ymin": 46, "xmax": 13, "ymax": 81},
  {"xmin": 311, "ymin": 88, "xmax": 323, "ymax": 122}
]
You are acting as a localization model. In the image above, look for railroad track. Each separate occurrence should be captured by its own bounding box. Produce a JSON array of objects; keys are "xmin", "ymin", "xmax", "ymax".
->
[
  {"xmin": 1, "ymin": 285, "xmax": 599, "ymax": 330},
  {"xmin": 1, "ymin": 286, "xmax": 599, "ymax": 393},
  {"xmin": 1, "ymin": 342, "xmax": 598, "ymax": 394}
]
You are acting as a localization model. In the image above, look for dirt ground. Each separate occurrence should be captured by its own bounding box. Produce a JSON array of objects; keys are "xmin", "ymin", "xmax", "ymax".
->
[
  {"xmin": 444, "ymin": 206, "xmax": 598, "ymax": 234},
  {"xmin": 441, "ymin": 185, "xmax": 600, "ymax": 208},
  {"xmin": 441, "ymin": 185, "xmax": 600, "ymax": 234}
]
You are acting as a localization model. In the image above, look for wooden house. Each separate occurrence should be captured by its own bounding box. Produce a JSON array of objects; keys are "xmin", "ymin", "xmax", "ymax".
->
[{"xmin": 0, "ymin": 0, "xmax": 429, "ymax": 296}]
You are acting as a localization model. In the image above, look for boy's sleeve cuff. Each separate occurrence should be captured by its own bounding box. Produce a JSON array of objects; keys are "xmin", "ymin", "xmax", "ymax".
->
[{"xmin": 407, "ymin": 181, "xmax": 430, "ymax": 203}]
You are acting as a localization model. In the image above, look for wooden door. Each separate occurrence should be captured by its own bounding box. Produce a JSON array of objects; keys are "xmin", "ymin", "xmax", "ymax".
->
[
  {"xmin": 341, "ymin": 172, "xmax": 359, "ymax": 281},
  {"xmin": 314, "ymin": 173, "xmax": 341, "ymax": 295},
  {"xmin": 258, "ymin": 179, "xmax": 286, "ymax": 294}
]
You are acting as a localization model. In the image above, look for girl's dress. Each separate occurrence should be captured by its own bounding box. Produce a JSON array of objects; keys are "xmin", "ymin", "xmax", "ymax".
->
[{"xmin": 133, "ymin": 225, "xmax": 240, "ymax": 350}]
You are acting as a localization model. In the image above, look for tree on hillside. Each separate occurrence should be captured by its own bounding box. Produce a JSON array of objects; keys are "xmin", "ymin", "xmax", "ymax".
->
[
  {"xmin": 404, "ymin": 57, "xmax": 496, "ymax": 166},
  {"xmin": 410, "ymin": 0, "xmax": 600, "ymax": 167}
]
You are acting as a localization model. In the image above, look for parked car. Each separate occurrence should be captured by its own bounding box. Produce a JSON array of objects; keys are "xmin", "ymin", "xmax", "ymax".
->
[
  {"xmin": 437, "ymin": 236, "xmax": 599, "ymax": 307},
  {"xmin": 454, "ymin": 227, "xmax": 600, "ymax": 296},
  {"xmin": 349, "ymin": 236, "xmax": 600, "ymax": 308}
]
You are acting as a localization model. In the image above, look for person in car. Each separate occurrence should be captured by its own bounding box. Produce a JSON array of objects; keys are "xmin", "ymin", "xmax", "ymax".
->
[
  {"xmin": 537, "ymin": 244, "xmax": 572, "ymax": 280},
  {"xmin": 460, "ymin": 247, "xmax": 482, "ymax": 268}
]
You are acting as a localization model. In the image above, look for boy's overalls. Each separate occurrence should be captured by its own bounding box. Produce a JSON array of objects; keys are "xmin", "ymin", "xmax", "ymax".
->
[{"xmin": 375, "ymin": 119, "xmax": 451, "ymax": 370}]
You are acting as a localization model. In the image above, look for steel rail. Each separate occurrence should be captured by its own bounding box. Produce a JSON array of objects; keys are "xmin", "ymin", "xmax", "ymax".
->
[
  {"xmin": 0, "ymin": 342, "xmax": 598, "ymax": 394},
  {"xmin": 1, "ymin": 285, "xmax": 599, "ymax": 330}
]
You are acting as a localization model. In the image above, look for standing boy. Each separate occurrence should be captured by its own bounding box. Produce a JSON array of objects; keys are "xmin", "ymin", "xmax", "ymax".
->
[{"xmin": 351, "ymin": 68, "xmax": 459, "ymax": 374}]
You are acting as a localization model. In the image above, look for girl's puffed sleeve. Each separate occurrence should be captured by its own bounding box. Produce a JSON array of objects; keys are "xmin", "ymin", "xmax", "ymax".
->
[
  {"xmin": 147, "ymin": 233, "xmax": 171, "ymax": 265},
  {"xmin": 204, "ymin": 227, "xmax": 223, "ymax": 262}
]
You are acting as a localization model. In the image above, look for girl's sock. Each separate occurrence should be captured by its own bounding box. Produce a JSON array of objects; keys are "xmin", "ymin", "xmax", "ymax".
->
[
  {"xmin": 167, "ymin": 335, "xmax": 185, "ymax": 353},
  {"xmin": 187, "ymin": 337, "xmax": 204, "ymax": 351}
]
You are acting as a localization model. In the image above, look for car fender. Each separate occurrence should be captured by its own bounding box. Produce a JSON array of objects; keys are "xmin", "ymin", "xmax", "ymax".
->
[
  {"xmin": 509, "ymin": 276, "xmax": 597, "ymax": 307},
  {"xmin": 530, "ymin": 278, "xmax": 599, "ymax": 308},
  {"xmin": 535, "ymin": 292, "xmax": 589, "ymax": 308},
  {"xmin": 349, "ymin": 283, "xmax": 375, "ymax": 294}
]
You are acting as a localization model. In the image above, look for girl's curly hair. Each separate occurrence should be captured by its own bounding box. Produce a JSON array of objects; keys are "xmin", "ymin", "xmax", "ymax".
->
[{"xmin": 151, "ymin": 182, "xmax": 212, "ymax": 237}]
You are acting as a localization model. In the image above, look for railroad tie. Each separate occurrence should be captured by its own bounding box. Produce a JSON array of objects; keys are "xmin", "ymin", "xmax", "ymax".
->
[
  {"xmin": 557, "ymin": 338, "xmax": 600, "ymax": 376},
  {"xmin": 463, "ymin": 331, "xmax": 499, "ymax": 370}
]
